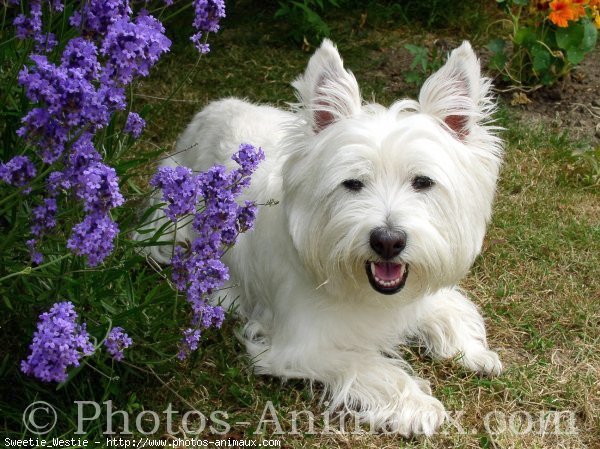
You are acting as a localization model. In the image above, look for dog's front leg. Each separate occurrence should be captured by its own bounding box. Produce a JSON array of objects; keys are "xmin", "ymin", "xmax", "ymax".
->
[
  {"xmin": 413, "ymin": 287, "xmax": 503, "ymax": 376},
  {"xmin": 240, "ymin": 315, "xmax": 446, "ymax": 436},
  {"xmin": 322, "ymin": 352, "xmax": 447, "ymax": 436}
]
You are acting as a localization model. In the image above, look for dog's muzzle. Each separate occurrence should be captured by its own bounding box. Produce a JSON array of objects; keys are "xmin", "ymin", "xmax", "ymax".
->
[
  {"xmin": 366, "ymin": 261, "xmax": 409, "ymax": 295},
  {"xmin": 367, "ymin": 228, "xmax": 409, "ymax": 294}
]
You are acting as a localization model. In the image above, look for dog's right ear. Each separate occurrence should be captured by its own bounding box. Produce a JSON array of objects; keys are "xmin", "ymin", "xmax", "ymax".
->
[
  {"xmin": 418, "ymin": 41, "xmax": 494, "ymax": 141},
  {"xmin": 292, "ymin": 40, "xmax": 362, "ymax": 133}
]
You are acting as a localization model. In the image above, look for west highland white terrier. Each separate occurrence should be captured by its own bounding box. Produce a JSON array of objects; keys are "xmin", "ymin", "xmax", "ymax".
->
[{"xmin": 144, "ymin": 40, "xmax": 504, "ymax": 436}]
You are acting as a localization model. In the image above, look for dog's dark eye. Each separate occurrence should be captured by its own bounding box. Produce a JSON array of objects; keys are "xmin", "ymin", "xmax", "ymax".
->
[
  {"xmin": 411, "ymin": 176, "xmax": 435, "ymax": 191},
  {"xmin": 342, "ymin": 179, "xmax": 364, "ymax": 192}
]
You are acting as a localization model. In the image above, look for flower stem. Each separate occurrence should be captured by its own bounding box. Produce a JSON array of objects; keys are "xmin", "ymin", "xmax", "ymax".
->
[{"xmin": 0, "ymin": 253, "xmax": 71, "ymax": 284}]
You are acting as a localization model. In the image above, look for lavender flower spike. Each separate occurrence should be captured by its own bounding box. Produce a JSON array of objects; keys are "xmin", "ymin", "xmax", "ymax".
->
[
  {"xmin": 104, "ymin": 327, "xmax": 133, "ymax": 361},
  {"xmin": 190, "ymin": 0, "xmax": 226, "ymax": 54},
  {"xmin": 67, "ymin": 212, "xmax": 120, "ymax": 267},
  {"xmin": 21, "ymin": 302, "xmax": 95, "ymax": 383},
  {"xmin": 124, "ymin": 112, "xmax": 146, "ymax": 138},
  {"xmin": 0, "ymin": 155, "xmax": 37, "ymax": 188},
  {"xmin": 150, "ymin": 166, "xmax": 200, "ymax": 221},
  {"xmin": 177, "ymin": 328, "xmax": 201, "ymax": 360},
  {"xmin": 155, "ymin": 143, "xmax": 263, "ymax": 360}
]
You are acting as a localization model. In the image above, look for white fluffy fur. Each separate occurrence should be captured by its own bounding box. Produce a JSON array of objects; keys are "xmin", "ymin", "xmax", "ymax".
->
[{"xmin": 137, "ymin": 40, "xmax": 504, "ymax": 436}]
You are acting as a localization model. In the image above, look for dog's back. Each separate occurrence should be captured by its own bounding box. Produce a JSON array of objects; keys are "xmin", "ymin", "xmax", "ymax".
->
[
  {"xmin": 173, "ymin": 98, "xmax": 291, "ymax": 183},
  {"xmin": 138, "ymin": 98, "xmax": 292, "ymax": 266}
]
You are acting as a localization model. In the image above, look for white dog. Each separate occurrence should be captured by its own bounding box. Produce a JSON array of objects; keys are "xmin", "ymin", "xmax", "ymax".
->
[{"xmin": 143, "ymin": 40, "xmax": 504, "ymax": 436}]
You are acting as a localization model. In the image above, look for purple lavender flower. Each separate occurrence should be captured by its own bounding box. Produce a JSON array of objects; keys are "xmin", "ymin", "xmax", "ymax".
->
[
  {"xmin": 236, "ymin": 201, "xmax": 258, "ymax": 233},
  {"xmin": 162, "ymin": 144, "xmax": 263, "ymax": 359},
  {"xmin": 0, "ymin": 156, "xmax": 37, "ymax": 188},
  {"xmin": 68, "ymin": 134, "xmax": 102, "ymax": 172},
  {"xmin": 196, "ymin": 303, "xmax": 224, "ymax": 329},
  {"xmin": 150, "ymin": 166, "xmax": 200, "ymax": 221},
  {"xmin": 18, "ymin": 55, "xmax": 110, "ymax": 163},
  {"xmin": 31, "ymin": 198, "xmax": 58, "ymax": 237},
  {"xmin": 16, "ymin": 109, "xmax": 69, "ymax": 164},
  {"xmin": 183, "ymin": 253, "xmax": 230, "ymax": 304},
  {"xmin": 74, "ymin": 163, "xmax": 125, "ymax": 213},
  {"xmin": 14, "ymin": 13, "xmax": 40, "ymax": 42},
  {"xmin": 195, "ymin": 170, "xmax": 238, "ymax": 245},
  {"xmin": 61, "ymin": 38, "xmax": 101, "ymax": 80},
  {"xmin": 26, "ymin": 198, "xmax": 59, "ymax": 264},
  {"xmin": 26, "ymin": 239, "xmax": 44, "ymax": 265},
  {"xmin": 124, "ymin": 112, "xmax": 146, "ymax": 138},
  {"xmin": 10, "ymin": 0, "xmax": 228, "ymax": 281},
  {"xmin": 35, "ymin": 32, "xmax": 58, "ymax": 53},
  {"xmin": 67, "ymin": 213, "xmax": 120, "ymax": 266},
  {"xmin": 47, "ymin": 171, "xmax": 72, "ymax": 195},
  {"xmin": 14, "ymin": 1, "xmax": 43, "ymax": 41},
  {"xmin": 21, "ymin": 301, "xmax": 95, "ymax": 383},
  {"xmin": 70, "ymin": 0, "xmax": 132, "ymax": 35},
  {"xmin": 13, "ymin": 0, "xmax": 64, "ymax": 47},
  {"xmin": 232, "ymin": 143, "xmax": 265, "ymax": 177},
  {"xmin": 190, "ymin": 0, "xmax": 226, "ymax": 54},
  {"xmin": 100, "ymin": 14, "xmax": 171, "ymax": 85},
  {"xmin": 104, "ymin": 327, "xmax": 133, "ymax": 361},
  {"xmin": 177, "ymin": 328, "xmax": 201, "ymax": 361}
]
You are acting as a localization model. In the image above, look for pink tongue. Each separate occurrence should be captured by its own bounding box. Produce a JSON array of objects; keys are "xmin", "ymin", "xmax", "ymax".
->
[{"xmin": 374, "ymin": 262, "xmax": 402, "ymax": 281}]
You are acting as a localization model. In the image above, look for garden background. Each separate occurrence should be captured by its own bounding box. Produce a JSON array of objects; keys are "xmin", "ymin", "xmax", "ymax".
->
[{"xmin": 1, "ymin": 1, "xmax": 598, "ymax": 448}]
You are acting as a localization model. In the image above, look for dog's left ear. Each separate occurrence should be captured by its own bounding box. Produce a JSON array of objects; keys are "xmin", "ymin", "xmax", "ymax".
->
[
  {"xmin": 418, "ymin": 41, "xmax": 493, "ymax": 140},
  {"xmin": 293, "ymin": 39, "xmax": 362, "ymax": 133}
]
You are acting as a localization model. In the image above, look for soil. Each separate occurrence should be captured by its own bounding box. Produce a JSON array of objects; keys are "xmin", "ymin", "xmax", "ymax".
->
[
  {"xmin": 510, "ymin": 47, "xmax": 600, "ymax": 144},
  {"xmin": 377, "ymin": 40, "xmax": 600, "ymax": 145}
]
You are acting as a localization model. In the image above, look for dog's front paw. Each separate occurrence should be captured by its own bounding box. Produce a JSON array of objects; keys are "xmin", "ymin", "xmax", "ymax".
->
[
  {"xmin": 371, "ymin": 389, "xmax": 447, "ymax": 436},
  {"xmin": 460, "ymin": 348, "xmax": 503, "ymax": 376}
]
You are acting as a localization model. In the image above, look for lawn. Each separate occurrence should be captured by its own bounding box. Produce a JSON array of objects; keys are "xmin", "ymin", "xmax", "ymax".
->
[{"xmin": 1, "ymin": 2, "xmax": 598, "ymax": 448}]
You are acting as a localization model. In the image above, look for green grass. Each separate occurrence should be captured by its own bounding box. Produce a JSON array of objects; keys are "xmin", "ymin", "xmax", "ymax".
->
[{"xmin": 2, "ymin": 2, "xmax": 598, "ymax": 448}]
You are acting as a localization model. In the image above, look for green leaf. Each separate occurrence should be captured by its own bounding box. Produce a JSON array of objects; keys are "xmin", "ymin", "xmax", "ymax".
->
[
  {"xmin": 404, "ymin": 44, "xmax": 429, "ymax": 72},
  {"xmin": 532, "ymin": 44, "xmax": 551, "ymax": 72},
  {"xmin": 404, "ymin": 71, "xmax": 422, "ymax": 85},
  {"xmin": 514, "ymin": 27, "xmax": 536, "ymax": 46},
  {"xmin": 488, "ymin": 38, "xmax": 507, "ymax": 71},
  {"xmin": 556, "ymin": 23, "xmax": 584, "ymax": 50},
  {"xmin": 540, "ymin": 70, "xmax": 556, "ymax": 86},
  {"xmin": 566, "ymin": 47, "xmax": 586, "ymax": 64},
  {"xmin": 555, "ymin": 19, "xmax": 596, "ymax": 65},
  {"xmin": 512, "ymin": 0, "xmax": 528, "ymax": 5},
  {"xmin": 101, "ymin": 300, "xmax": 118, "ymax": 314},
  {"xmin": 489, "ymin": 53, "xmax": 508, "ymax": 71},
  {"xmin": 580, "ymin": 19, "xmax": 598, "ymax": 52},
  {"xmin": 488, "ymin": 38, "xmax": 506, "ymax": 54},
  {"xmin": 2, "ymin": 296, "xmax": 13, "ymax": 311}
]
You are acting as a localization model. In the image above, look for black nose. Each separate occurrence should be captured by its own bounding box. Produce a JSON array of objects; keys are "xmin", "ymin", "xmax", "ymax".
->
[{"xmin": 369, "ymin": 227, "xmax": 407, "ymax": 260}]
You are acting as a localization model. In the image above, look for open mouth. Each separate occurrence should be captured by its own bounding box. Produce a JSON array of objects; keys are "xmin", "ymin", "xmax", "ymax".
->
[{"xmin": 365, "ymin": 261, "xmax": 409, "ymax": 295}]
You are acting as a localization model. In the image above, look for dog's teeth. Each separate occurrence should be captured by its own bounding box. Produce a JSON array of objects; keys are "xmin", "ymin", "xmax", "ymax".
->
[{"xmin": 370, "ymin": 262, "xmax": 406, "ymax": 289}]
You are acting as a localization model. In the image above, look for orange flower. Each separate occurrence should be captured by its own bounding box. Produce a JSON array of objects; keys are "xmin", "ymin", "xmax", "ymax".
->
[
  {"xmin": 571, "ymin": 0, "xmax": 589, "ymax": 19},
  {"xmin": 548, "ymin": 0, "xmax": 576, "ymax": 27}
]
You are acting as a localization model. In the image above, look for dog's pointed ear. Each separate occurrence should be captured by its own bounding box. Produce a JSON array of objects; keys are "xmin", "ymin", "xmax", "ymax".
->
[
  {"xmin": 292, "ymin": 39, "xmax": 362, "ymax": 133},
  {"xmin": 418, "ymin": 41, "xmax": 493, "ymax": 140}
]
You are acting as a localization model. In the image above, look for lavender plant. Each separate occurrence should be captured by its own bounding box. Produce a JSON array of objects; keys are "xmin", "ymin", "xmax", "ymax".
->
[
  {"xmin": 150, "ymin": 143, "xmax": 265, "ymax": 359},
  {"xmin": 20, "ymin": 302, "xmax": 95, "ymax": 383},
  {"xmin": 1, "ymin": 0, "xmax": 259, "ymax": 394},
  {"xmin": 104, "ymin": 327, "xmax": 134, "ymax": 362}
]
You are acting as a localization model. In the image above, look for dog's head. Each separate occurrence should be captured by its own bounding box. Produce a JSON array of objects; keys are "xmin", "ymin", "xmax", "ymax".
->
[{"xmin": 282, "ymin": 40, "xmax": 503, "ymax": 300}]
